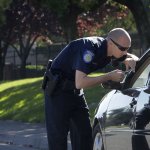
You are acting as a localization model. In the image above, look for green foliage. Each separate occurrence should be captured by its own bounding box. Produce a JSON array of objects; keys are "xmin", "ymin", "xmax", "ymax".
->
[
  {"xmin": 77, "ymin": 1, "xmax": 137, "ymax": 37},
  {"xmin": 38, "ymin": 0, "xmax": 96, "ymax": 14},
  {"xmin": 35, "ymin": 0, "xmax": 137, "ymax": 41},
  {"xmin": 97, "ymin": 10, "xmax": 136, "ymax": 35},
  {"xmin": 0, "ymin": 74, "xmax": 109, "ymax": 123},
  {"xmin": 37, "ymin": 0, "xmax": 69, "ymax": 17}
]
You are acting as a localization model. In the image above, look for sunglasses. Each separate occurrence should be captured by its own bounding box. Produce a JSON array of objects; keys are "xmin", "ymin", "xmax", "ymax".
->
[{"xmin": 110, "ymin": 38, "xmax": 130, "ymax": 51}]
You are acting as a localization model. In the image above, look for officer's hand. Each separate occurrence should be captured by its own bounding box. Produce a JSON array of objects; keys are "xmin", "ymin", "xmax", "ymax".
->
[
  {"xmin": 107, "ymin": 69, "xmax": 125, "ymax": 82},
  {"xmin": 124, "ymin": 57, "xmax": 139, "ymax": 72}
]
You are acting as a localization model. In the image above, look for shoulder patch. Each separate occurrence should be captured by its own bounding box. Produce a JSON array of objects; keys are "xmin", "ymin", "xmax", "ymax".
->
[{"xmin": 83, "ymin": 50, "xmax": 94, "ymax": 63}]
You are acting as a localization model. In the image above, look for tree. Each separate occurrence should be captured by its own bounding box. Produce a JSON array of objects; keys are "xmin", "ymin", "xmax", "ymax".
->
[
  {"xmin": 77, "ymin": 0, "xmax": 150, "ymax": 53},
  {"xmin": 0, "ymin": 0, "xmax": 61, "ymax": 80},
  {"xmin": 113, "ymin": 0, "xmax": 150, "ymax": 52},
  {"xmin": 0, "ymin": 24, "xmax": 14, "ymax": 80},
  {"xmin": 0, "ymin": 0, "xmax": 13, "ymax": 81},
  {"xmin": 5, "ymin": 0, "xmax": 60, "ymax": 78},
  {"xmin": 0, "ymin": 0, "xmax": 11, "ymax": 24},
  {"xmin": 77, "ymin": 3, "xmax": 136, "ymax": 37},
  {"xmin": 35, "ymin": 0, "xmax": 107, "ymax": 42},
  {"xmin": 38, "ymin": 0, "xmax": 150, "ymax": 52}
]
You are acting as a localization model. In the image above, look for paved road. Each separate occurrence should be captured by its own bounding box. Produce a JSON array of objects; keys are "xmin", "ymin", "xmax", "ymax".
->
[{"xmin": 0, "ymin": 120, "xmax": 72, "ymax": 150}]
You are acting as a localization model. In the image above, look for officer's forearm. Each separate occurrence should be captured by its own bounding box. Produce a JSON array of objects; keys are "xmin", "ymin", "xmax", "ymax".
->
[{"xmin": 75, "ymin": 70, "xmax": 110, "ymax": 89}]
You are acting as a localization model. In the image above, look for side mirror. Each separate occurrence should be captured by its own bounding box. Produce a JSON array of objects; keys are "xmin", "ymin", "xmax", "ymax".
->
[
  {"xmin": 122, "ymin": 88, "xmax": 140, "ymax": 97},
  {"xmin": 101, "ymin": 80, "xmax": 123, "ymax": 90}
]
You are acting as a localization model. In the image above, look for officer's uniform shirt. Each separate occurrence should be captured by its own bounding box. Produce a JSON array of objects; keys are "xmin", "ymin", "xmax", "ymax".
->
[{"xmin": 51, "ymin": 37, "xmax": 111, "ymax": 81}]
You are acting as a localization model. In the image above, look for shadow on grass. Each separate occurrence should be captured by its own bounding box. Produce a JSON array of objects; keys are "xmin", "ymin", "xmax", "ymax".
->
[
  {"xmin": 0, "ymin": 78, "xmax": 110, "ymax": 123},
  {"xmin": 0, "ymin": 80, "xmax": 45, "ymax": 123}
]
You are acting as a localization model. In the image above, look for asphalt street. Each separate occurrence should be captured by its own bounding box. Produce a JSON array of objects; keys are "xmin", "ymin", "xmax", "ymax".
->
[{"xmin": 0, "ymin": 120, "xmax": 72, "ymax": 150}]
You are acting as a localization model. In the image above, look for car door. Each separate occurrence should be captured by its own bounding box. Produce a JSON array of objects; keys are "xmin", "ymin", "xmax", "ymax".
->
[
  {"xmin": 104, "ymin": 51, "xmax": 150, "ymax": 150},
  {"xmin": 104, "ymin": 88, "xmax": 140, "ymax": 150},
  {"xmin": 132, "ymin": 65, "xmax": 150, "ymax": 150}
]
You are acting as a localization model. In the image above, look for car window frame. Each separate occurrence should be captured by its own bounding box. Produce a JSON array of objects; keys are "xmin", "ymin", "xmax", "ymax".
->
[
  {"xmin": 131, "ymin": 58, "xmax": 150, "ymax": 88},
  {"xmin": 146, "ymin": 72, "xmax": 150, "ymax": 87},
  {"xmin": 123, "ymin": 57, "xmax": 150, "ymax": 89}
]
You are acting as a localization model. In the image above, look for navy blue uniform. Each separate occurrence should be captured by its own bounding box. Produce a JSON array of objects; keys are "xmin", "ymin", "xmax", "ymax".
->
[
  {"xmin": 52, "ymin": 37, "xmax": 111, "ymax": 80},
  {"xmin": 44, "ymin": 37, "xmax": 111, "ymax": 150}
]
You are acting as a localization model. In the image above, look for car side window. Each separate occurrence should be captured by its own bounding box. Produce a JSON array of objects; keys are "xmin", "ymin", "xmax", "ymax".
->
[{"xmin": 132, "ymin": 64, "xmax": 150, "ymax": 88}]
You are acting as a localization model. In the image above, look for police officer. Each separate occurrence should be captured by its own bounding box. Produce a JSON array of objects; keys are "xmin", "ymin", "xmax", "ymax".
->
[{"xmin": 44, "ymin": 28, "xmax": 139, "ymax": 150}]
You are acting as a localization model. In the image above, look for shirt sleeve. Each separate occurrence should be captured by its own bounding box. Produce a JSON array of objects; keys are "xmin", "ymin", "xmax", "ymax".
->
[{"xmin": 72, "ymin": 48, "xmax": 94, "ymax": 74}]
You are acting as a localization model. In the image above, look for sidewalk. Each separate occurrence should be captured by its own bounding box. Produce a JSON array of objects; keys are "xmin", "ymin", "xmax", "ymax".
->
[{"xmin": 0, "ymin": 120, "xmax": 72, "ymax": 150}]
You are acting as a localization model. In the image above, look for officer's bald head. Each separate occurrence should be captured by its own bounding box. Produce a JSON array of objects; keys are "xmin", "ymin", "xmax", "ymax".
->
[{"xmin": 107, "ymin": 28, "xmax": 131, "ymax": 48}]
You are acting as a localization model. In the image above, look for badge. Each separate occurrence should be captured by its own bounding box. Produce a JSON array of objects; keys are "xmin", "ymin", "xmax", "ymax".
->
[{"xmin": 83, "ymin": 50, "xmax": 94, "ymax": 63}]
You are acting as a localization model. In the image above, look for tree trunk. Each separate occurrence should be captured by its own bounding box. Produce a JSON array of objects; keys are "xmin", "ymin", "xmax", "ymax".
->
[
  {"xmin": 17, "ymin": 34, "xmax": 38, "ymax": 79},
  {"xmin": 113, "ymin": 0, "xmax": 150, "ymax": 54},
  {"xmin": 62, "ymin": 15, "xmax": 78, "ymax": 42},
  {"xmin": 20, "ymin": 58, "xmax": 26, "ymax": 79},
  {"xmin": 127, "ymin": 0, "xmax": 150, "ymax": 53},
  {"xmin": 19, "ymin": 47, "xmax": 31, "ymax": 79},
  {"xmin": 0, "ymin": 54, "xmax": 4, "ymax": 81},
  {"xmin": 0, "ymin": 45, "xmax": 8, "ymax": 81},
  {"xmin": 60, "ymin": 3, "xmax": 83, "ymax": 42}
]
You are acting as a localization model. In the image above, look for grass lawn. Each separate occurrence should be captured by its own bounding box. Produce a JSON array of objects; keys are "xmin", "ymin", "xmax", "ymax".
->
[{"xmin": 0, "ymin": 74, "xmax": 109, "ymax": 123}]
